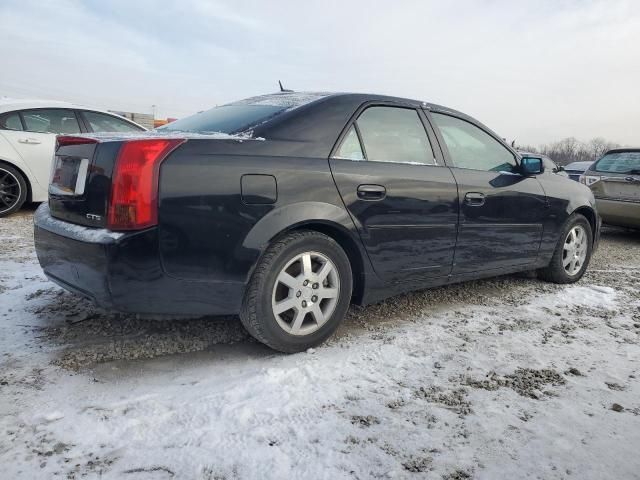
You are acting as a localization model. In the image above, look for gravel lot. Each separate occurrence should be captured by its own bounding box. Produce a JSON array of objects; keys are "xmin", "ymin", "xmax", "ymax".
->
[{"xmin": 1, "ymin": 207, "xmax": 639, "ymax": 479}]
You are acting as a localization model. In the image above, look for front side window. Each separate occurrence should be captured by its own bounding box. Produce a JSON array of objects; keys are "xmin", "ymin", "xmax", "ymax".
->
[
  {"xmin": 355, "ymin": 106, "xmax": 435, "ymax": 165},
  {"xmin": 431, "ymin": 113, "xmax": 516, "ymax": 172},
  {"xmin": 593, "ymin": 151, "xmax": 640, "ymax": 174},
  {"xmin": 22, "ymin": 109, "xmax": 81, "ymax": 134},
  {"xmin": 83, "ymin": 111, "xmax": 143, "ymax": 132}
]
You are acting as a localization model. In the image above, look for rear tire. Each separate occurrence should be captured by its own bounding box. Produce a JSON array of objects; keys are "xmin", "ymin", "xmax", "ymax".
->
[
  {"xmin": 0, "ymin": 163, "xmax": 27, "ymax": 218},
  {"xmin": 538, "ymin": 214, "xmax": 593, "ymax": 284},
  {"xmin": 240, "ymin": 230, "xmax": 353, "ymax": 353}
]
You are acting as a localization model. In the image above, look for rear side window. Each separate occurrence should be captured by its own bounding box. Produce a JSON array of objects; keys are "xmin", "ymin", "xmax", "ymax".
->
[
  {"xmin": 161, "ymin": 105, "xmax": 285, "ymax": 134},
  {"xmin": 1, "ymin": 113, "xmax": 23, "ymax": 131},
  {"xmin": 593, "ymin": 152, "xmax": 640, "ymax": 174},
  {"xmin": 335, "ymin": 126, "xmax": 364, "ymax": 160},
  {"xmin": 22, "ymin": 109, "xmax": 81, "ymax": 134},
  {"xmin": 431, "ymin": 113, "xmax": 516, "ymax": 172},
  {"xmin": 355, "ymin": 106, "xmax": 435, "ymax": 165},
  {"xmin": 83, "ymin": 111, "xmax": 142, "ymax": 132}
]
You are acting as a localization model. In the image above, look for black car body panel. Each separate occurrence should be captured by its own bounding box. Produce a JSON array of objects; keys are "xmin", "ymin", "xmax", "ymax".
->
[
  {"xmin": 35, "ymin": 205, "xmax": 245, "ymax": 315},
  {"xmin": 34, "ymin": 92, "xmax": 600, "ymax": 316}
]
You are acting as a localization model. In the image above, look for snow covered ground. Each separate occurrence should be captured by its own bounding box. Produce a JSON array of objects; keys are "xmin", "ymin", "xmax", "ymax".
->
[{"xmin": 1, "ymin": 208, "xmax": 640, "ymax": 479}]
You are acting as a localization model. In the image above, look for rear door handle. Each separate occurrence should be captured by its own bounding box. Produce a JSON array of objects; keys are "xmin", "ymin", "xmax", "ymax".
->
[
  {"xmin": 625, "ymin": 176, "xmax": 639, "ymax": 183},
  {"xmin": 357, "ymin": 184, "xmax": 386, "ymax": 201},
  {"xmin": 18, "ymin": 138, "xmax": 42, "ymax": 145},
  {"xmin": 464, "ymin": 192, "xmax": 485, "ymax": 206}
]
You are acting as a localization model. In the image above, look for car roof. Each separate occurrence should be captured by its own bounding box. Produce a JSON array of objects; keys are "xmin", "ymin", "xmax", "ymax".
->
[
  {"xmin": 0, "ymin": 98, "xmax": 146, "ymax": 130},
  {"xmin": 231, "ymin": 91, "xmax": 473, "ymax": 118},
  {"xmin": 0, "ymin": 98, "xmax": 131, "ymax": 118},
  {"xmin": 604, "ymin": 147, "xmax": 640, "ymax": 154},
  {"xmin": 241, "ymin": 91, "xmax": 502, "ymax": 140}
]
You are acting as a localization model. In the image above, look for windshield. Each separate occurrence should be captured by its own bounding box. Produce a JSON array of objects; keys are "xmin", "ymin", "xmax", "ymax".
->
[
  {"xmin": 593, "ymin": 151, "xmax": 640, "ymax": 174},
  {"xmin": 159, "ymin": 105, "xmax": 285, "ymax": 134}
]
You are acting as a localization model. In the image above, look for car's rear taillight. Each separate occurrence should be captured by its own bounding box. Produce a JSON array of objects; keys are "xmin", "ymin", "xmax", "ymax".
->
[
  {"xmin": 56, "ymin": 136, "xmax": 99, "ymax": 148},
  {"xmin": 579, "ymin": 175, "xmax": 601, "ymax": 186},
  {"xmin": 107, "ymin": 139, "xmax": 185, "ymax": 231}
]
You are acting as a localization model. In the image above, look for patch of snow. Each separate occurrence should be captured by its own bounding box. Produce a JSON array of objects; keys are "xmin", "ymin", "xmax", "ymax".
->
[
  {"xmin": 65, "ymin": 130, "xmax": 263, "ymax": 142},
  {"xmin": 34, "ymin": 203, "xmax": 124, "ymax": 243},
  {"xmin": 2, "ymin": 212, "xmax": 640, "ymax": 479},
  {"xmin": 228, "ymin": 91, "xmax": 333, "ymax": 111}
]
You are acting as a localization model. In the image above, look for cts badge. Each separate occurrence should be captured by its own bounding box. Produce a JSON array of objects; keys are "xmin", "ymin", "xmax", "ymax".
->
[{"xmin": 86, "ymin": 213, "xmax": 102, "ymax": 221}]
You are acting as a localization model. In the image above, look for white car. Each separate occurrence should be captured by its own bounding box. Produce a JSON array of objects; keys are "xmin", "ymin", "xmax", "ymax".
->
[{"xmin": 0, "ymin": 99, "xmax": 146, "ymax": 217}]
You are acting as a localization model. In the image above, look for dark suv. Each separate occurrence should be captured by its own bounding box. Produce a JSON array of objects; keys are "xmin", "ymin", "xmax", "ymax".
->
[{"xmin": 34, "ymin": 92, "xmax": 599, "ymax": 352}]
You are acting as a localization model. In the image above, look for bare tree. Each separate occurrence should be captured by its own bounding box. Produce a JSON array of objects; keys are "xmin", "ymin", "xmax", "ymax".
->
[{"xmin": 514, "ymin": 137, "xmax": 622, "ymax": 166}]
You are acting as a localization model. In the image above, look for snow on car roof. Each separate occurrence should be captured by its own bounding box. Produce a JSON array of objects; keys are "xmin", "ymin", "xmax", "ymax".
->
[{"xmin": 226, "ymin": 91, "xmax": 334, "ymax": 110}]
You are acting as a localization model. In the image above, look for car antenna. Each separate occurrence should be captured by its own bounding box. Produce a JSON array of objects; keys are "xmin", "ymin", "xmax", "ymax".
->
[{"xmin": 278, "ymin": 80, "xmax": 294, "ymax": 93}]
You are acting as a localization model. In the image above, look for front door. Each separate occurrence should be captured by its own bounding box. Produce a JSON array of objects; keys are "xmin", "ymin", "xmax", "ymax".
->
[
  {"xmin": 428, "ymin": 111, "xmax": 547, "ymax": 274},
  {"xmin": 329, "ymin": 104, "xmax": 459, "ymax": 282}
]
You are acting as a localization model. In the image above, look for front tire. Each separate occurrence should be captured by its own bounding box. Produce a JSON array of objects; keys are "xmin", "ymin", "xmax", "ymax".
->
[
  {"xmin": 538, "ymin": 213, "xmax": 593, "ymax": 283},
  {"xmin": 0, "ymin": 164, "xmax": 27, "ymax": 218},
  {"xmin": 240, "ymin": 230, "xmax": 353, "ymax": 353}
]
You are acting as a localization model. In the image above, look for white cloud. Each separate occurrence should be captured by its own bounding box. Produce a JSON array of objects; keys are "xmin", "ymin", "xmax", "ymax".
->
[{"xmin": 0, "ymin": 0, "xmax": 638, "ymax": 145}]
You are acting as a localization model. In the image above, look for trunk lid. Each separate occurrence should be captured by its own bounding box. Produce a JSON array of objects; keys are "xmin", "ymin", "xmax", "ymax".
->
[
  {"xmin": 594, "ymin": 174, "xmax": 640, "ymax": 202},
  {"xmin": 589, "ymin": 150, "xmax": 640, "ymax": 203},
  {"xmin": 48, "ymin": 132, "xmax": 248, "ymax": 229},
  {"xmin": 49, "ymin": 137, "xmax": 122, "ymax": 228}
]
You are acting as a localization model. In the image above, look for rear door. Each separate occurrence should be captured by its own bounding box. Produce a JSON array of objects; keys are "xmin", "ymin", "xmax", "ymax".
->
[
  {"xmin": 329, "ymin": 104, "xmax": 459, "ymax": 283},
  {"xmin": 428, "ymin": 111, "xmax": 547, "ymax": 274}
]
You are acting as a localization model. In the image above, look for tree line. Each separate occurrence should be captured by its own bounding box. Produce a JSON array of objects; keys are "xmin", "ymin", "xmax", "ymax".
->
[{"xmin": 515, "ymin": 137, "xmax": 620, "ymax": 166}]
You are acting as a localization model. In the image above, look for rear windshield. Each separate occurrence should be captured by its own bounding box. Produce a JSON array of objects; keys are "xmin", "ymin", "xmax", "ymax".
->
[
  {"xmin": 159, "ymin": 105, "xmax": 285, "ymax": 134},
  {"xmin": 593, "ymin": 151, "xmax": 640, "ymax": 174}
]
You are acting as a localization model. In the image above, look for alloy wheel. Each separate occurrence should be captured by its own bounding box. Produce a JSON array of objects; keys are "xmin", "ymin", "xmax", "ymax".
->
[
  {"xmin": 0, "ymin": 168, "xmax": 22, "ymax": 214},
  {"xmin": 271, "ymin": 251, "xmax": 340, "ymax": 336},
  {"xmin": 563, "ymin": 225, "xmax": 588, "ymax": 276}
]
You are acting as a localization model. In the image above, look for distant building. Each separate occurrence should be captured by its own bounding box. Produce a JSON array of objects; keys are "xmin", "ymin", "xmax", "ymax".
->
[
  {"xmin": 109, "ymin": 111, "xmax": 155, "ymax": 130},
  {"xmin": 153, "ymin": 118, "xmax": 177, "ymax": 128}
]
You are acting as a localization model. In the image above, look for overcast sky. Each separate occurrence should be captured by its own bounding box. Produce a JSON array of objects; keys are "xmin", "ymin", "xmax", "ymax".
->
[{"xmin": 1, "ymin": 0, "xmax": 638, "ymax": 146}]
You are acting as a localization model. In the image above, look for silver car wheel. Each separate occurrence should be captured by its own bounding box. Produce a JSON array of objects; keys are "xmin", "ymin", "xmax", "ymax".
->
[
  {"xmin": 271, "ymin": 251, "xmax": 340, "ymax": 336},
  {"xmin": 563, "ymin": 225, "xmax": 588, "ymax": 276}
]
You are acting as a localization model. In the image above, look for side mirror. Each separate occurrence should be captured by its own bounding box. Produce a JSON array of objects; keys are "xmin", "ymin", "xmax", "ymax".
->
[{"xmin": 520, "ymin": 156, "xmax": 544, "ymax": 175}]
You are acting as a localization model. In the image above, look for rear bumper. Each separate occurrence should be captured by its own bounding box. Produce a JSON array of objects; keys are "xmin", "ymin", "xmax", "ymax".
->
[
  {"xmin": 34, "ymin": 204, "xmax": 244, "ymax": 315},
  {"xmin": 595, "ymin": 198, "xmax": 640, "ymax": 229}
]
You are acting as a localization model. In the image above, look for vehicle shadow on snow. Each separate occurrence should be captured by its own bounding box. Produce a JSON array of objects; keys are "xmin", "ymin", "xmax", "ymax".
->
[
  {"xmin": 29, "ymin": 269, "xmax": 563, "ymax": 371},
  {"xmin": 600, "ymin": 225, "xmax": 640, "ymax": 242},
  {"xmin": 31, "ymin": 227, "xmax": 636, "ymax": 371}
]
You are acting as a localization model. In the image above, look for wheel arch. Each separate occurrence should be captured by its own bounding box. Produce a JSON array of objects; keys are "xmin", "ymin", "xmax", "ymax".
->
[
  {"xmin": 572, "ymin": 205, "xmax": 598, "ymax": 242},
  {"xmin": 242, "ymin": 202, "xmax": 371, "ymax": 304},
  {"xmin": 0, "ymin": 159, "xmax": 32, "ymax": 203}
]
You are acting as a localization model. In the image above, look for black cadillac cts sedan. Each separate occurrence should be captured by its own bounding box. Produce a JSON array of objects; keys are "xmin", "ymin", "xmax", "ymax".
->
[{"xmin": 34, "ymin": 92, "xmax": 600, "ymax": 352}]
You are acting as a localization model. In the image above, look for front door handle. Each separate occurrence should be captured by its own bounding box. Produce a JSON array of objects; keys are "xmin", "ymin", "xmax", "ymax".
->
[
  {"xmin": 464, "ymin": 192, "xmax": 486, "ymax": 206},
  {"xmin": 625, "ymin": 176, "xmax": 639, "ymax": 183},
  {"xmin": 357, "ymin": 184, "xmax": 386, "ymax": 201},
  {"xmin": 18, "ymin": 138, "xmax": 42, "ymax": 145}
]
